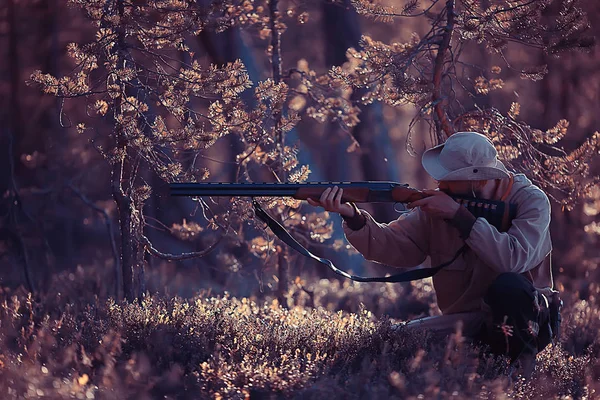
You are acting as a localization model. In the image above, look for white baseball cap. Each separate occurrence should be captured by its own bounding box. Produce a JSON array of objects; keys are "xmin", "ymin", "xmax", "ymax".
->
[{"xmin": 421, "ymin": 132, "xmax": 510, "ymax": 181}]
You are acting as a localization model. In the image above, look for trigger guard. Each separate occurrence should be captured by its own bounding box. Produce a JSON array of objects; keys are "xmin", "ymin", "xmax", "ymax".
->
[{"xmin": 393, "ymin": 202, "xmax": 410, "ymax": 214}]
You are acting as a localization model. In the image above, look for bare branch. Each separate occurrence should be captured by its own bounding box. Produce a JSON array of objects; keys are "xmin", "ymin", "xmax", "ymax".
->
[
  {"xmin": 269, "ymin": 0, "xmax": 282, "ymax": 84},
  {"xmin": 141, "ymin": 234, "xmax": 223, "ymax": 260}
]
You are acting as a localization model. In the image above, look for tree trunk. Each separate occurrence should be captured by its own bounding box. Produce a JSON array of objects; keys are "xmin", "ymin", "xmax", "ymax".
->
[
  {"xmin": 113, "ymin": 0, "xmax": 144, "ymax": 301},
  {"xmin": 112, "ymin": 161, "xmax": 135, "ymax": 301}
]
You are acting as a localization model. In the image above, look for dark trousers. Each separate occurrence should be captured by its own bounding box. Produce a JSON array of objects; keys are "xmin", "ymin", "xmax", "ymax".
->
[{"xmin": 477, "ymin": 273, "xmax": 557, "ymax": 362}]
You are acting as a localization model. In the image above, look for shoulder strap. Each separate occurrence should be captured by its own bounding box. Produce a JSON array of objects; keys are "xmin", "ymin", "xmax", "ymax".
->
[
  {"xmin": 253, "ymin": 200, "xmax": 467, "ymax": 283},
  {"xmin": 499, "ymin": 174, "xmax": 515, "ymax": 231}
]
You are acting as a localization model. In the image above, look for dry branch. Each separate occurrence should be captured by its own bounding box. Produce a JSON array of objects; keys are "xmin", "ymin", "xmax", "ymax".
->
[{"xmin": 141, "ymin": 234, "xmax": 223, "ymax": 260}]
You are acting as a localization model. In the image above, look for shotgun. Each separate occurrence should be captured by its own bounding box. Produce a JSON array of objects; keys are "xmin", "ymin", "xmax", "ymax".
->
[
  {"xmin": 169, "ymin": 181, "xmax": 428, "ymax": 204},
  {"xmin": 168, "ymin": 181, "xmax": 516, "ymax": 283}
]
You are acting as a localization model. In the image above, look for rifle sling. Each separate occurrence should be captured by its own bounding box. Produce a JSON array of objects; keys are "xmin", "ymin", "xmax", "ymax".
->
[{"xmin": 253, "ymin": 200, "xmax": 467, "ymax": 283}]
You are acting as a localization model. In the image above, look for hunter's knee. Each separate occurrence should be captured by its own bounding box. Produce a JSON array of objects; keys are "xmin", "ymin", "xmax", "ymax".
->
[{"xmin": 486, "ymin": 272, "xmax": 533, "ymax": 304}]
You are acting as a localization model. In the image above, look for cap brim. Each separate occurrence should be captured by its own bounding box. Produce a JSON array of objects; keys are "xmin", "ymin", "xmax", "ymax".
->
[
  {"xmin": 421, "ymin": 144, "xmax": 450, "ymax": 181},
  {"xmin": 421, "ymin": 145, "xmax": 511, "ymax": 181},
  {"xmin": 440, "ymin": 163, "xmax": 511, "ymax": 181}
]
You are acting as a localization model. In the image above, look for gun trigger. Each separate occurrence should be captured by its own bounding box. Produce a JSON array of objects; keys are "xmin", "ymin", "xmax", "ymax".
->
[{"xmin": 393, "ymin": 202, "xmax": 410, "ymax": 214}]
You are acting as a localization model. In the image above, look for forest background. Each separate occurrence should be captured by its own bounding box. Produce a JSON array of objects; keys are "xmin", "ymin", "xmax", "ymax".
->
[{"xmin": 0, "ymin": 0, "xmax": 599, "ymax": 398}]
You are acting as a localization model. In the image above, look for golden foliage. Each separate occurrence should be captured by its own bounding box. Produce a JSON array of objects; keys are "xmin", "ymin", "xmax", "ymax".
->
[
  {"xmin": 535, "ymin": 119, "xmax": 570, "ymax": 145},
  {"xmin": 250, "ymin": 236, "xmax": 277, "ymax": 259},
  {"xmin": 94, "ymin": 100, "xmax": 109, "ymax": 116},
  {"xmin": 458, "ymin": 0, "xmax": 592, "ymax": 56},
  {"xmin": 474, "ymin": 76, "xmax": 504, "ymax": 95},
  {"xmin": 508, "ymin": 102, "xmax": 520, "ymax": 119},
  {"xmin": 288, "ymin": 166, "xmax": 311, "ymax": 184}
]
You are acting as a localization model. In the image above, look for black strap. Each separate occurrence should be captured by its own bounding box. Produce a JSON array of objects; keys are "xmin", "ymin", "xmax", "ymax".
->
[{"xmin": 253, "ymin": 200, "xmax": 467, "ymax": 283}]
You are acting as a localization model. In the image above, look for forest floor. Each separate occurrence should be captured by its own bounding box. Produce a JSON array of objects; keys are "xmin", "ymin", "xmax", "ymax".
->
[{"xmin": 0, "ymin": 267, "xmax": 599, "ymax": 400}]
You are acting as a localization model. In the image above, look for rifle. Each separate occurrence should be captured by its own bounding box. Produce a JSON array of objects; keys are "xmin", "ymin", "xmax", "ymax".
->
[{"xmin": 169, "ymin": 181, "xmax": 516, "ymax": 283}]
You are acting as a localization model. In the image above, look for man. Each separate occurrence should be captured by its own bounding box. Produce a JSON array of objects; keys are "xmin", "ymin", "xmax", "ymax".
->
[{"xmin": 307, "ymin": 131, "xmax": 560, "ymax": 378}]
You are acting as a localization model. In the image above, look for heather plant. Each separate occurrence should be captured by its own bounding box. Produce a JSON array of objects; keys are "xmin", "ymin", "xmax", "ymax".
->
[
  {"xmin": 1, "ymin": 284, "xmax": 599, "ymax": 399},
  {"xmin": 288, "ymin": 277, "xmax": 438, "ymax": 321}
]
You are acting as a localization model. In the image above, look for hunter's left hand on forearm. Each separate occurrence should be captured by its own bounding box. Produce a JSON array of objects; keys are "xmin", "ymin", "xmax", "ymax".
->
[{"xmin": 407, "ymin": 189, "xmax": 460, "ymax": 219}]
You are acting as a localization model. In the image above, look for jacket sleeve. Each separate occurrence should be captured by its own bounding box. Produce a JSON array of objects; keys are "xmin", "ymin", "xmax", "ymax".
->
[
  {"xmin": 464, "ymin": 188, "xmax": 552, "ymax": 274},
  {"xmin": 342, "ymin": 208, "xmax": 430, "ymax": 268}
]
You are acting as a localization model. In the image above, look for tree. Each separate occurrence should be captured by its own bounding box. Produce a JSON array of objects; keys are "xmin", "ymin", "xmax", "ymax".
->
[{"xmin": 29, "ymin": 0, "xmax": 319, "ymax": 301}]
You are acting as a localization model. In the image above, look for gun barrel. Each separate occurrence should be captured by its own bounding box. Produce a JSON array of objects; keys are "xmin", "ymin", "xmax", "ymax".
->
[{"xmin": 170, "ymin": 182, "xmax": 303, "ymax": 197}]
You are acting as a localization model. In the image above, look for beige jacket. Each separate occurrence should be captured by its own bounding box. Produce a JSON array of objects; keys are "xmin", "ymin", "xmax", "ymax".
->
[{"xmin": 342, "ymin": 174, "xmax": 554, "ymax": 317}]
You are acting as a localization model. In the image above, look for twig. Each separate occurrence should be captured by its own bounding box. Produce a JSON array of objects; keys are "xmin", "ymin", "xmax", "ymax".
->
[{"xmin": 141, "ymin": 234, "xmax": 223, "ymax": 260}]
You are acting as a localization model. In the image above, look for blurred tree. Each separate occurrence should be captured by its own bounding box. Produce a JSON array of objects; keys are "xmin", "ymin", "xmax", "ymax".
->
[
  {"xmin": 2, "ymin": 0, "xmax": 35, "ymax": 293},
  {"xmin": 1, "ymin": 0, "xmax": 117, "ymax": 295}
]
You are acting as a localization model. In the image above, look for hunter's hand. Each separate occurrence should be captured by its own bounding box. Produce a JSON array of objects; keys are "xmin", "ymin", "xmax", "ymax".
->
[
  {"xmin": 306, "ymin": 186, "xmax": 355, "ymax": 218},
  {"xmin": 407, "ymin": 189, "xmax": 460, "ymax": 219}
]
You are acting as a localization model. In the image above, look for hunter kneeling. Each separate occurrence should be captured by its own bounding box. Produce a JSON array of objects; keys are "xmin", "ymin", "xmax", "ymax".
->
[{"xmin": 307, "ymin": 131, "xmax": 561, "ymax": 378}]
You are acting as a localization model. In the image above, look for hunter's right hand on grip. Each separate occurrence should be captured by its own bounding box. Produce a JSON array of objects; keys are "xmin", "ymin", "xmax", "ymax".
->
[{"xmin": 391, "ymin": 186, "xmax": 429, "ymax": 203}]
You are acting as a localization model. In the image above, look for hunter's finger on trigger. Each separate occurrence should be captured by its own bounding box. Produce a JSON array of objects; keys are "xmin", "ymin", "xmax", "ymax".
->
[{"xmin": 408, "ymin": 198, "xmax": 428, "ymax": 208}]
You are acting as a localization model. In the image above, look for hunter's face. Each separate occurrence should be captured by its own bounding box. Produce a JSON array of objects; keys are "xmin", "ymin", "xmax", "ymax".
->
[{"xmin": 437, "ymin": 180, "xmax": 476, "ymax": 197}]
